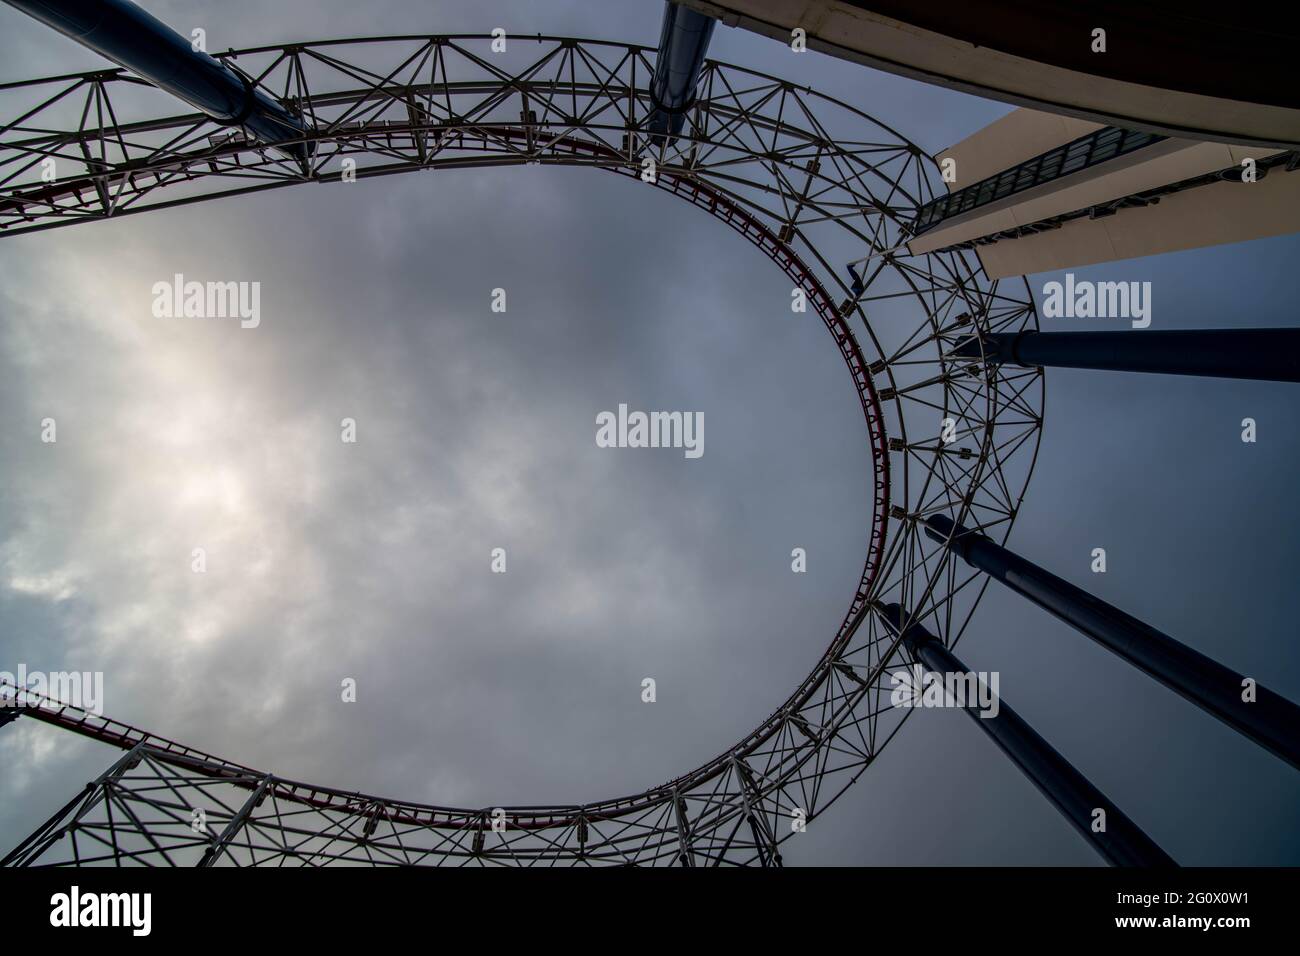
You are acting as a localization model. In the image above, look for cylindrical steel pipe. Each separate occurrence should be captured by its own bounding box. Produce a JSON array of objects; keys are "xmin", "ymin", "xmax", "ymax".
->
[
  {"xmin": 953, "ymin": 329, "xmax": 1300, "ymax": 382},
  {"xmin": 876, "ymin": 602, "xmax": 1176, "ymax": 867},
  {"xmin": 925, "ymin": 515, "xmax": 1300, "ymax": 770},
  {"xmin": 647, "ymin": 2, "xmax": 716, "ymax": 139},
  {"xmin": 4, "ymin": 0, "xmax": 308, "ymax": 158}
]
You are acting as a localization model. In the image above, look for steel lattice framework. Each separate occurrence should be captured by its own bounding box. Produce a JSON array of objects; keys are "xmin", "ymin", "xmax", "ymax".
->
[{"xmin": 0, "ymin": 34, "xmax": 1043, "ymax": 866}]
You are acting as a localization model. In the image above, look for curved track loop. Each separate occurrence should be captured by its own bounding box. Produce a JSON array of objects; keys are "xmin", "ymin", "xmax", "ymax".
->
[{"xmin": 0, "ymin": 35, "xmax": 1043, "ymax": 865}]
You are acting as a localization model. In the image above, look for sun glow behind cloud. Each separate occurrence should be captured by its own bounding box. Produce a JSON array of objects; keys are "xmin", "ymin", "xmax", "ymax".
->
[
  {"xmin": 1, "ymin": 246, "xmax": 334, "ymax": 665},
  {"xmin": 0, "ymin": 166, "xmax": 870, "ymax": 813}
]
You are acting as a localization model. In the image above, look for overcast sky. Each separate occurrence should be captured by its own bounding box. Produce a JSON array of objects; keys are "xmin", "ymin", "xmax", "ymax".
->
[{"xmin": 1, "ymin": 0, "xmax": 1297, "ymax": 866}]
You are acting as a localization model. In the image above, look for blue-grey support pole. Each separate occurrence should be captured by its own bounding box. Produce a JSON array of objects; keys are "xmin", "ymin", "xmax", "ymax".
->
[
  {"xmin": 876, "ymin": 602, "xmax": 1176, "ymax": 867},
  {"xmin": 3, "ymin": 0, "xmax": 308, "ymax": 159},
  {"xmin": 925, "ymin": 514, "xmax": 1300, "ymax": 771},
  {"xmin": 953, "ymin": 329, "xmax": 1300, "ymax": 382},
  {"xmin": 647, "ymin": 2, "xmax": 716, "ymax": 140}
]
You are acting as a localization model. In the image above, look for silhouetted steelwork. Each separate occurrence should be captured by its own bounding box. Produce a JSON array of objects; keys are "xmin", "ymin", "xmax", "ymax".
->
[
  {"xmin": 647, "ymin": 2, "xmax": 715, "ymax": 140},
  {"xmin": 0, "ymin": 9, "xmax": 1291, "ymax": 870},
  {"xmin": 924, "ymin": 515, "xmax": 1300, "ymax": 771},
  {"xmin": 954, "ymin": 329, "xmax": 1300, "ymax": 382},
  {"xmin": 0, "ymin": 32, "xmax": 1043, "ymax": 865},
  {"xmin": 874, "ymin": 603, "xmax": 1176, "ymax": 868},
  {"xmin": 2, "ymin": 0, "xmax": 307, "ymax": 160}
]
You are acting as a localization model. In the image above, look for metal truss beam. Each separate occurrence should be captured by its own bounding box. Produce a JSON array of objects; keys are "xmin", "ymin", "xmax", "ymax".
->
[{"xmin": 0, "ymin": 33, "xmax": 1043, "ymax": 865}]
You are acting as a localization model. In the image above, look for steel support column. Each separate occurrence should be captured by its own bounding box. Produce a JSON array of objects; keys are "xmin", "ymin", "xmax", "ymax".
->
[
  {"xmin": 875, "ymin": 603, "xmax": 1175, "ymax": 867},
  {"xmin": 0, "ymin": 783, "xmax": 95, "ymax": 867},
  {"xmin": 1, "ymin": 741, "xmax": 147, "ymax": 867},
  {"xmin": 925, "ymin": 515, "xmax": 1300, "ymax": 770},
  {"xmin": 197, "ymin": 773, "xmax": 273, "ymax": 867},
  {"xmin": 672, "ymin": 790, "xmax": 696, "ymax": 867},
  {"xmin": 730, "ymin": 755, "xmax": 782, "ymax": 867},
  {"xmin": 953, "ymin": 329, "xmax": 1300, "ymax": 382}
]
